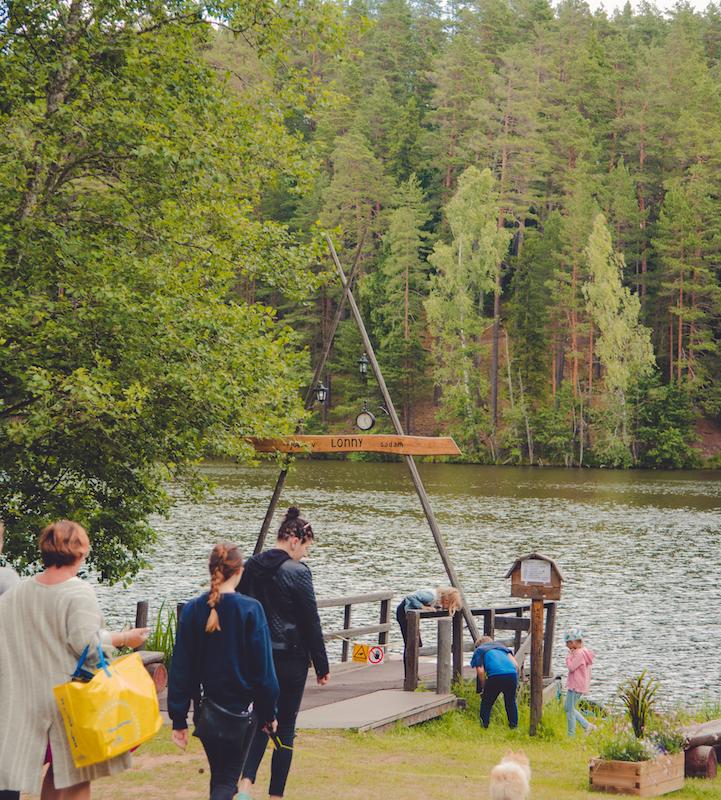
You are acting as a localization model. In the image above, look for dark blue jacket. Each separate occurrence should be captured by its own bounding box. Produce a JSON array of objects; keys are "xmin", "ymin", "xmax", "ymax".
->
[{"xmin": 168, "ymin": 592, "xmax": 279, "ymax": 730}]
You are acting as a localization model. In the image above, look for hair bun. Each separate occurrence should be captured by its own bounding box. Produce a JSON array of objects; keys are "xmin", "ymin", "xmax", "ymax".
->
[{"xmin": 286, "ymin": 507, "xmax": 301, "ymax": 520}]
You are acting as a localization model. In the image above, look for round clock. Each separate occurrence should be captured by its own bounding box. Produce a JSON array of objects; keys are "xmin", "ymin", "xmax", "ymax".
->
[{"xmin": 355, "ymin": 409, "xmax": 376, "ymax": 431}]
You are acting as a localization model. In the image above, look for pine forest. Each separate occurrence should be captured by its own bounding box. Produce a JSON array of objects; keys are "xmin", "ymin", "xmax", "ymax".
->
[{"xmin": 214, "ymin": 0, "xmax": 721, "ymax": 469}]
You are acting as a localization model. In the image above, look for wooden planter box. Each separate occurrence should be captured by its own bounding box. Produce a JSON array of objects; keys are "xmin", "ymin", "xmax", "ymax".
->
[{"xmin": 589, "ymin": 752, "xmax": 684, "ymax": 797}]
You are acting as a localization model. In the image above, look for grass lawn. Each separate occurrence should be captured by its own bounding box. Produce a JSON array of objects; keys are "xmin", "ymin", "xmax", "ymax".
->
[{"xmin": 38, "ymin": 694, "xmax": 721, "ymax": 800}]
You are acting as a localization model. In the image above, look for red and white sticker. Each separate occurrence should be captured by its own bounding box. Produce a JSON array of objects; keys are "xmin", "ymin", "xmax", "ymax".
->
[{"xmin": 368, "ymin": 645, "xmax": 385, "ymax": 665}]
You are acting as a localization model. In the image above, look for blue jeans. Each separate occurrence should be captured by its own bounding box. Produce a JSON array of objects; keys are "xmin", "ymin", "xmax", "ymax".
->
[{"xmin": 565, "ymin": 689, "xmax": 590, "ymax": 735}]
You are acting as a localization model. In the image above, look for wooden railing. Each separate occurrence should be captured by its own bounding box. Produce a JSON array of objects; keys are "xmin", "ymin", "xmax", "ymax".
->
[
  {"xmin": 404, "ymin": 601, "xmax": 558, "ymax": 692},
  {"xmin": 318, "ymin": 590, "xmax": 393, "ymax": 662}
]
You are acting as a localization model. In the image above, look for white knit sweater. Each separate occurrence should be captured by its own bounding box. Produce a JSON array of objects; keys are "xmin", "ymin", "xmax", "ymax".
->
[{"xmin": 0, "ymin": 577, "xmax": 131, "ymax": 793}]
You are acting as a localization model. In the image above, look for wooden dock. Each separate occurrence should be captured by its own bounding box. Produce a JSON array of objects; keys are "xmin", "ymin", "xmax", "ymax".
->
[
  {"xmin": 152, "ymin": 592, "xmax": 559, "ymax": 733},
  {"xmin": 297, "ymin": 658, "xmax": 467, "ymax": 731}
]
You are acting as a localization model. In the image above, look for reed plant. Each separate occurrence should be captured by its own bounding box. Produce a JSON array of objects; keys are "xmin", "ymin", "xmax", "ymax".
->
[
  {"xmin": 145, "ymin": 603, "xmax": 177, "ymax": 667},
  {"xmin": 619, "ymin": 671, "xmax": 658, "ymax": 738}
]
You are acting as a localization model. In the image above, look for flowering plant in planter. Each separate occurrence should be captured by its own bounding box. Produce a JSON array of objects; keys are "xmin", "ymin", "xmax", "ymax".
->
[{"xmin": 589, "ymin": 674, "xmax": 685, "ymax": 797}]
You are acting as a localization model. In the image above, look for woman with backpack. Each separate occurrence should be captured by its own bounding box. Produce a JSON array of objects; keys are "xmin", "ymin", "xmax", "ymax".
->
[{"xmin": 236, "ymin": 507, "xmax": 329, "ymax": 800}]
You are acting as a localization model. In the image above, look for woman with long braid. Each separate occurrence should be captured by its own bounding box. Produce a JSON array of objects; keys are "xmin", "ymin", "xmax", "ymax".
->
[
  {"xmin": 237, "ymin": 507, "xmax": 329, "ymax": 800},
  {"xmin": 169, "ymin": 543, "xmax": 279, "ymax": 800}
]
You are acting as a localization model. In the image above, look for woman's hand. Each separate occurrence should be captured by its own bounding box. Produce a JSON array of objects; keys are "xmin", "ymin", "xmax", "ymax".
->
[
  {"xmin": 263, "ymin": 719, "xmax": 278, "ymax": 734},
  {"xmin": 172, "ymin": 729, "xmax": 189, "ymax": 750},
  {"xmin": 317, "ymin": 672, "xmax": 330, "ymax": 686},
  {"xmin": 111, "ymin": 627, "xmax": 150, "ymax": 649}
]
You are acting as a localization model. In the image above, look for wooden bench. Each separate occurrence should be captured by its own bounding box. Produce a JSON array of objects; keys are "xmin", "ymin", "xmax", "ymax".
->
[{"xmin": 682, "ymin": 719, "xmax": 721, "ymax": 778}]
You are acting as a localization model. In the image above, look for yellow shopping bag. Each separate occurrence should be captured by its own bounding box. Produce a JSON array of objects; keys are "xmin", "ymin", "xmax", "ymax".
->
[{"xmin": 53, "ymin": 645, "xmax": 162, "ymax": 768}]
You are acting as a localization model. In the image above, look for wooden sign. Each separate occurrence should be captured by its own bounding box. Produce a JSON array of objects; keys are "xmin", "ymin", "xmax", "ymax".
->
[{"xmin": 247, "ymin": 434, "xmax": 461, "ymax": 457}]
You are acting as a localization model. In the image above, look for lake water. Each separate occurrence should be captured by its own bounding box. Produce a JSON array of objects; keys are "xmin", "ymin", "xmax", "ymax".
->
[{"xmin": 93, "ymin": 460, "xmax": 721, "ymax": 706}]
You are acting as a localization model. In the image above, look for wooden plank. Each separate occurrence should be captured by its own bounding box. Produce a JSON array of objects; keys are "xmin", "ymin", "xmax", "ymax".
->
[
  {"xmin": 494, "ymin": 616, "xmax": 530, "ymax": 632},
  {"xmin": 247, "ymin": 434, "xmax": 461, "ymax": 456},
  {"xmin": 296, "ymin": 689, "xmax": 458, "ymax": 732},
  {"xmin": 317, "ymin": 590, "xmax": 393, "ymax": 608},
  {"xmin": 324, "ymin": 622, "xmax": 393, "ymax": 641}
]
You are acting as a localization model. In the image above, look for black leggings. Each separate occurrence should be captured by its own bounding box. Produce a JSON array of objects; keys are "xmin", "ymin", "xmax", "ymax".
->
[
  {"xmin": 243, "ymin": 656, "xmax": 308, "ymax": 797},
  {"xmin": 199, "ymin": 732, "xmax": 255, "ymax": 800},
  {"xmin": 396, "ymin": 601, "xmax": 423, "ymax": 678},
  {"xmin": 0, "ymin": 792, "xmax": 19, "ymax": 800}
]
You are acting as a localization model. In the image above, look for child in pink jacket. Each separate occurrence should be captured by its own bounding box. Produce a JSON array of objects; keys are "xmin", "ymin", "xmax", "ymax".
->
[{"xmin": 565, "ymin": 628, "xmax": 595, "ymax": 736}]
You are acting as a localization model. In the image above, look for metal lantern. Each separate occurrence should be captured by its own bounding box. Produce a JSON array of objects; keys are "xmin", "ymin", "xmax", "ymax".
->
[
  {"xmin": 314, "ymin": 382, "xmax": 329, "ymax": 404},
  {"xmin": 358, "ymin": 352, "xmax": 369, "ymax": 377}
]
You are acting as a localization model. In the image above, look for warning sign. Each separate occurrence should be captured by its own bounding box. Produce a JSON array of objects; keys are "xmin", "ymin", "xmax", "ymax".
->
[
  {"xmin": 368, "ymin": 645, "xmax": 385, "ymax": 665},
  {"xmin": 352, "ymin": 643, "xmax": 371, "ymax": 663}
]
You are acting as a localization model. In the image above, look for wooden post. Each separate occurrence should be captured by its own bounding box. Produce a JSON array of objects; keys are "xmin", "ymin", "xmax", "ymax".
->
[
  {"xmin": 253, "ymin": 232, "xmax": 367, "ymax": 555},
  {"xmin": 530, "ymin": 598, "xmax": 544, "ymax": 736},
  {"xmin": 176, "ymin": 602, "xmax": 185, "ymax": 625},
  {"xmin": 404, "ymin": 610, "xmax": 420, "ymax": 692},
  {"xmin": 328, "ymin": 236, "xmax": 480, "ymax": 644},
  {"xmin": 341, "ymin": 604, "xmax": 352, "ymax": 662},
  {"xmin": 134, "ymin": 600, "xmax": 149, "ymax": 652},
  {"xmin": 436, "ymin": 617, "xmax": 452, "ymax": 695},
  {"xmin": 379, "ymin": 598, "xmax": 390, "ymax": 646},
  {"xmin": 543, "ymin": 602, "xmax": 557, "ymax": 678},
  {"xmin": 514, "ymin": 608, "xmax": 523, "ymax": 653},
  {"xmin": 483, "ymin": 608, "xmax": 495, "ymax": 638},
  {"xmin": 452, "ymin": 610, "xmax": 463, "ymax": 683}
]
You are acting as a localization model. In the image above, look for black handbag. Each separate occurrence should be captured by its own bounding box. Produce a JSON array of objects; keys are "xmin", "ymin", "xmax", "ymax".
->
[{"xmin": 193, "ymin": 696, "xmax": 257, "ymax": 747}]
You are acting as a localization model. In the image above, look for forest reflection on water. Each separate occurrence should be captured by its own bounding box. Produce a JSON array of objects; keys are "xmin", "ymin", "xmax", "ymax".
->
[{"xmin": 93, "ymin": 460, "xmax": 721, "ymax": 705}]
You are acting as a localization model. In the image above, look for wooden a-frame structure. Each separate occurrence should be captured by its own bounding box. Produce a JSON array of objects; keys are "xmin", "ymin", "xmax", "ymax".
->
[{"xmin": 251, "ymin": 235, "xmax": 480, "ymax": 641}]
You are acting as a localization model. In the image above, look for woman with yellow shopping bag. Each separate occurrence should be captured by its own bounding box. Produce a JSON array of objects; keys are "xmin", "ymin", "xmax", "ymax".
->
[
  {"xmin": 0, "ymin": 520, "xmax": 150, "ymax": 800},
  {"xmin": 168, "ymin": 543, "xmax": 279, "ymax": 800}
]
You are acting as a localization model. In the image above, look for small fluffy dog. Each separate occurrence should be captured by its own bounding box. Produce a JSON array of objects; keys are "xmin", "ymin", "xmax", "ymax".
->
[{"xmin": 489, "ymin": 751, "xmax": 531, "ymax": 800}]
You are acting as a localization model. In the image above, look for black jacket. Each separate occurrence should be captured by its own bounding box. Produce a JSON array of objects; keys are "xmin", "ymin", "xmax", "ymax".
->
[{"xmin": 238, "ymin": 549, "xmax": 329, "ymax": 678}]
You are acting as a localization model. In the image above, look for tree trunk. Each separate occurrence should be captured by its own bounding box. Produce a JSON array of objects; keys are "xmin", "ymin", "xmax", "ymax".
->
[
  {"xmin": 16, "ymin": 0, "xmax": 86, "ymax": 222},
  {"xmin": 677, "ymin": 268, "xmax": 684, "ymax": 384}
]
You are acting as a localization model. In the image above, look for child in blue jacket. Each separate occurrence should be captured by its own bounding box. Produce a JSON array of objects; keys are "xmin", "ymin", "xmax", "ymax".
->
[{"xmin": 471, "ymin": 635, "xmax": 519, "ymax": 729}]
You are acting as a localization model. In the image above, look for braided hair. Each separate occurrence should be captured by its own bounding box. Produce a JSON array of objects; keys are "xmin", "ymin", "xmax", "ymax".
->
[
  {"xmin": 206, "ymin": 542, "xmax": 243, "ymax": 633},
  {"xmin": 277, "ymin": 506, "xmax": 314, "ymax": 543}
]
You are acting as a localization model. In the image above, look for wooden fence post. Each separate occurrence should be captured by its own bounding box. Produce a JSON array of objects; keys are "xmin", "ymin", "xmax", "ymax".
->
[
  {"xmin": 514, "ymin": 608, "xmax": 523, "ymax": 652},
  {"xmin": 452, "ymin": 610, "xmax": 463, "ymax": 683},
  {"xmin": 342, "ymin": 604, "xmax": 352, "ymax": 662},
  {"xmin": 379, "ymin": 598, "xmax": 390, "ymax": 646},
  {"xmin": 404, "ymin": 610, "xmax": 420, "ymax": 691},
  {"xmin": 134, "ymin": 600, "xmax": 149, "ymax": 652},
  {"xmin": 176, "ymin": 602, "xmax": 185, "ymax": 624},
  {"xmin": 437, "ymin": 617, "xmax": 452, "ymax": 695},
  {"xmin": 484, "ymin": 609, "xmax": 495, "ymax": 637},
  {"xmin": 543, "ymin": 602, "xmax": 557, "ymax": 678},
  {"xmin": 530, "ymin": 598, "xmax": 544, "ymax": 735}
]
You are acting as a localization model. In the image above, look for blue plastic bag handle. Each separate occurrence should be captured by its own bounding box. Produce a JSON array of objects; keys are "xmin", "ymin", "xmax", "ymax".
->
[{"xmin": 72, "ymin": 643, "xmax": 112, "ymax": 679}]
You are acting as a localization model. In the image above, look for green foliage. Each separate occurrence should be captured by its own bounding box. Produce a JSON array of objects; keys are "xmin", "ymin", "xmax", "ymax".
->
[
  {"xmin": 0, "ymin": 2, "xmax": 323, "ymax": 580},
  {"xmin": 619, "ymin": 671, "xmax": 659, "ymax": 739},
  {"xmin": 598, "ymin": 729, "xmax": 654, "ymax": 762},
  {"xmin": 146, "ymin": 604, "xmax": 178, "ymax": 668},
  {"xmin": 633, "ymin": 376, "xmax": 700, "ymax": 468}
]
